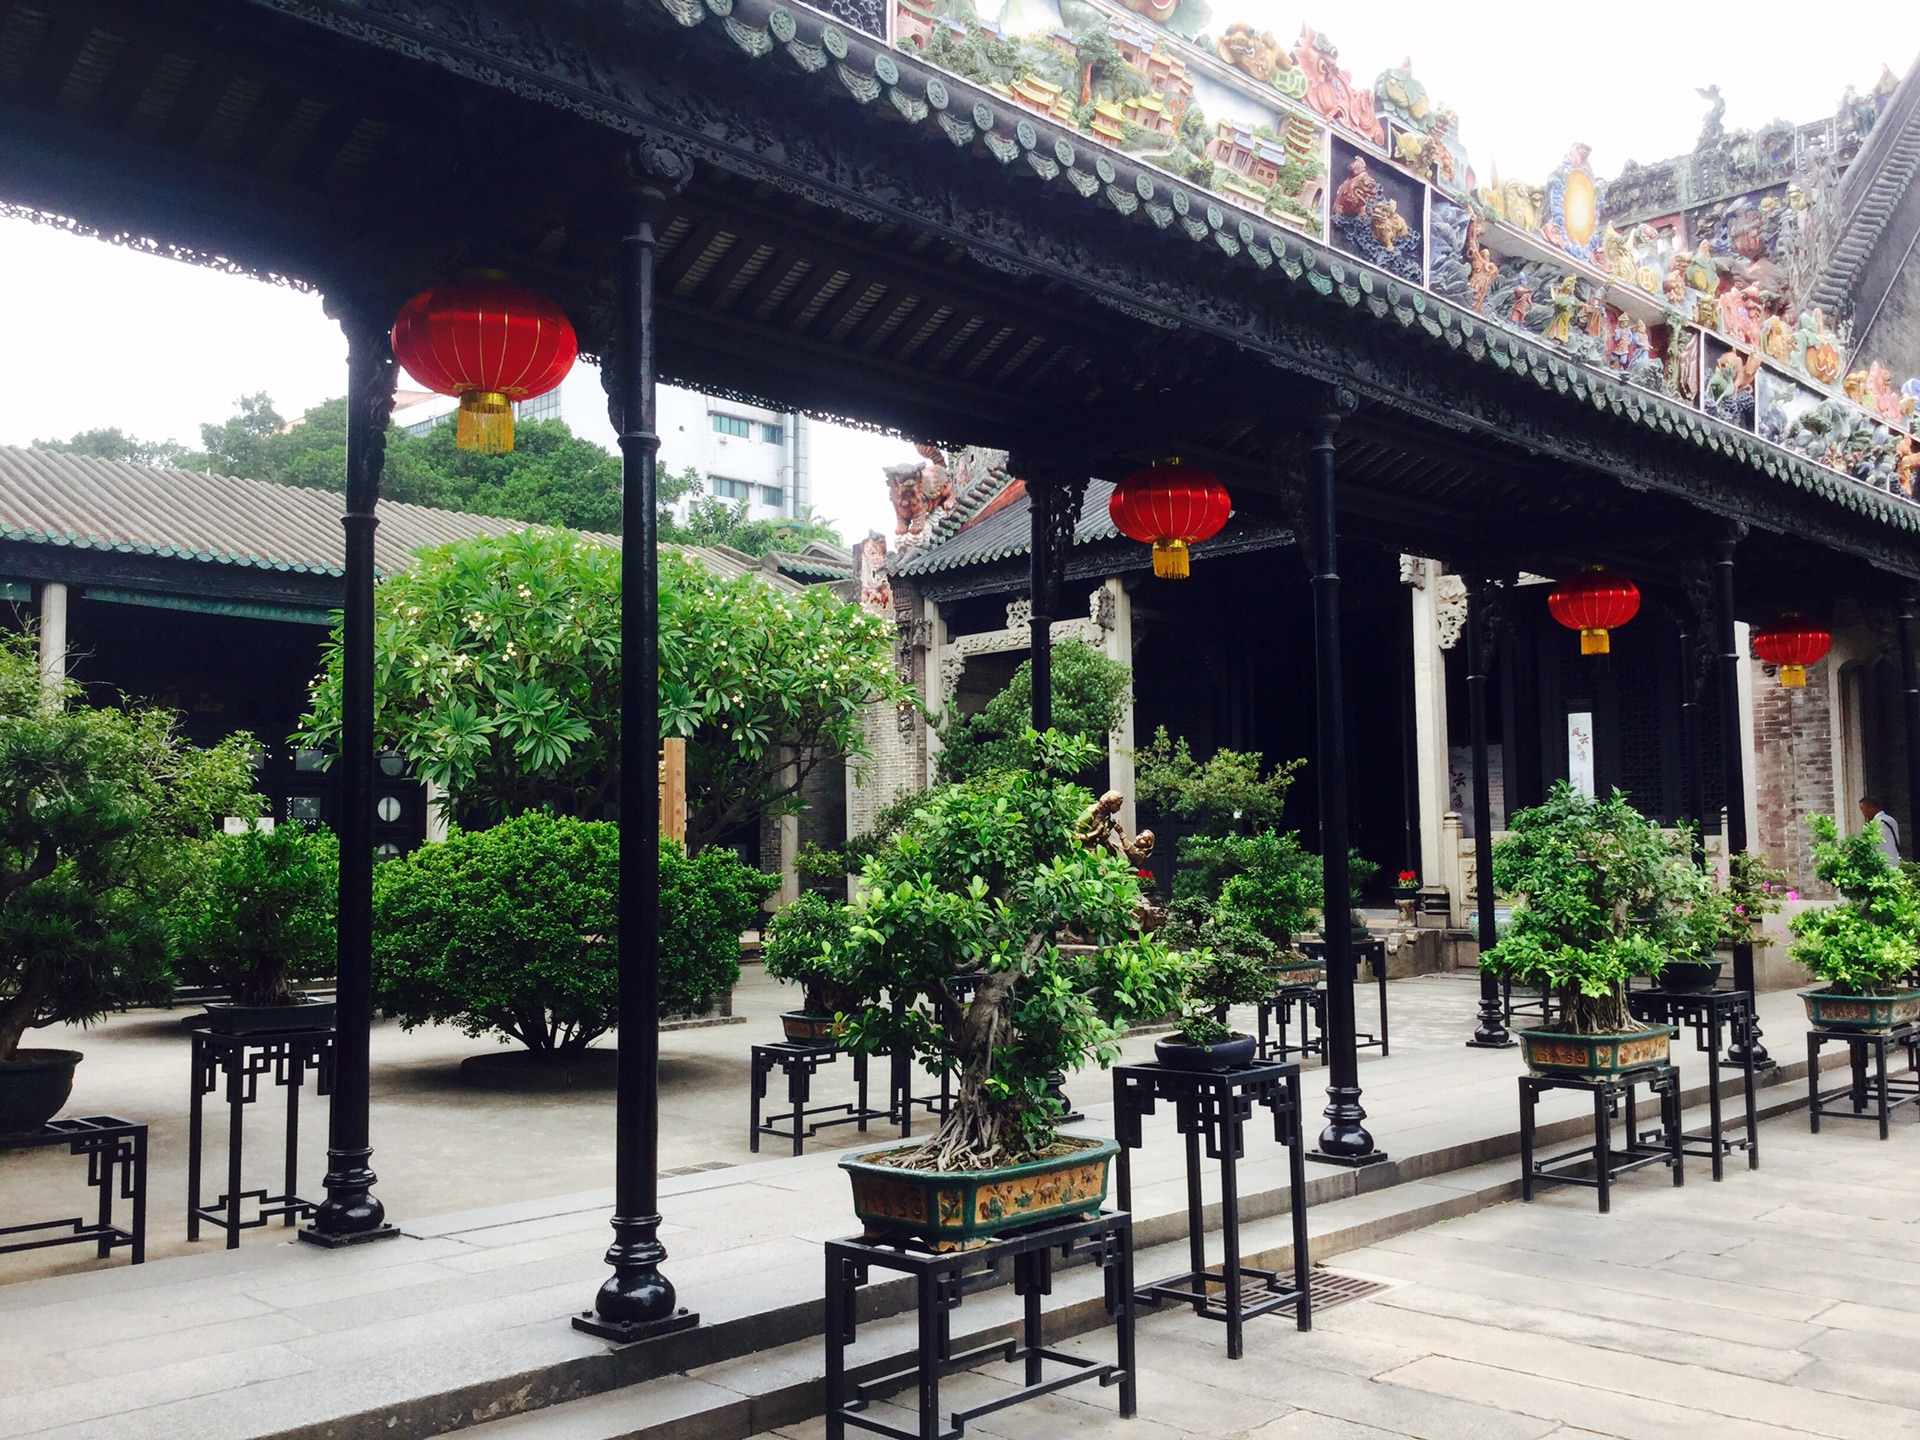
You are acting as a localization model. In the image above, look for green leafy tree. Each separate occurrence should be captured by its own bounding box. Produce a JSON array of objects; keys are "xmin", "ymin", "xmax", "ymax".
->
[
  {"xmin": 1790, "ymin": 816, "xmax": 1920, "ymax": 994},
  {"xmin": 935, "ymin": 641, "xmax": 1129, "ymax": 783},
  {"xmin": 165, "ymin": 824, "xmax": 338, "ymax": 1006},
  {"xmin": 665, "ymin": 491, "xmax": 845, "ymax": 557},
  {"xmin": 1482, "ymin": 784, "xmax": 1726, "ymax": 1034},
  {"xmin": 761, "ymin": 890, "xmax": 862, "ymax": 1017},
  {"xmin": 0, "ymin": 635, "xmax": 258, "ymax": 1061},
  {"xmin": 371, "ymin": 814, "xmax": 772, "ymax": 1052},
  {"xmin": 833, "ymin": 730, "xmax": 1185, "ymax": 1168},
  {"xmin": 1170, "ymin": 946, "xmax": 1271, "ymax": 1047},
  {"xmin": 381, "ymin": 417, "xmax": 625, "ymax": 532},
  {"xmin": 299, "ymin": 529, "xmax": 909, "ymax": 850},
  {"xmin": 31, "ymin": 427, "xmax": 189, "ymax": 467}
]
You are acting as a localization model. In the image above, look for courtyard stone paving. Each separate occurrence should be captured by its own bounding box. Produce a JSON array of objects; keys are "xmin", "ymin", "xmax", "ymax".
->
[{"xmin": 765, "ymin": 1111, "xmax": 1920, "ymax": 1440}]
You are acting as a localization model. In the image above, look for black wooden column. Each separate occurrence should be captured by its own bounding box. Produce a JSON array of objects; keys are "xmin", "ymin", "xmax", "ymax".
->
[
  {"xmin": 1902, "ymin": 591, "xmax": 1920, "ymax": 838},
  {"xmin": 1305, "ymin": 396, "xmax": 1383, "ymax": 1165},
  {"xmin": 303, "ymin": 302, "xmax": 398, "ymax": 1248},
  {"xmin": 1464, "ymin": 574, "xmax": 1511, "ymax": 1049},
  {"xmin": 1675, "ymin": 604, "xmax": 1707, "ymax": 868},
  {"xmin": 1027, "ymin": 474, "xmax": 1085, "ymax": 731},
  {"xmin": 1715, "ymin": 531, "xmax": 1768, "ymax": 1067},
  {"xmin": 578, "ymin": 154, "xmax": 697, "ymax": 1342}
]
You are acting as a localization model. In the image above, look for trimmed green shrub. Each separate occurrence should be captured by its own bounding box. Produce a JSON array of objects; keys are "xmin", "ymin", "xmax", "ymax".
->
[
  {"xmin": 761, "ymin": 890, "xmax": 862, "ymax": 1017},
  {"xmin": 1791, "ymin": 816, "xmax": 1920, "ymax": 994},
  {"xmin": 372, "ymin": 813, "xmax": 773, "ymax": 1052}
]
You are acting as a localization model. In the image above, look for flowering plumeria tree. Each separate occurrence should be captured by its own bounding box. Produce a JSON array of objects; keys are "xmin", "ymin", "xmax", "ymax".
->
[{"xmin": 300, "ymin": 528, "xmax": 912, "ymax": 851}]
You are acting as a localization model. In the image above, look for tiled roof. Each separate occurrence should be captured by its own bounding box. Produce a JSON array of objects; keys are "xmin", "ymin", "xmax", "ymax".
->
[
  {"xmin": 894, "ymin": 479, "xmax": 1120, "ymax": 575},
  {"xmin": 0, "ymin": 446, "xmax": 607, "ymax": 576}
]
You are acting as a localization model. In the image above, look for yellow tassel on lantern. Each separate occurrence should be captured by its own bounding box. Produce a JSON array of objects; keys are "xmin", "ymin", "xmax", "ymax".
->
[
  {"xmin": 1152, "ymin": 538, "xmax": 1191, "ymax": 579},
  {"xmin": 1580, "ymin": 628, "xmax": 1609, "ymax": 656},
  {"xmin": 1780, "ymin": 664, "xmax": 1807, "ymax": 688},
  {"xmin": 457, "ymin": 390, "xmax": 514, "ymax": 453}
]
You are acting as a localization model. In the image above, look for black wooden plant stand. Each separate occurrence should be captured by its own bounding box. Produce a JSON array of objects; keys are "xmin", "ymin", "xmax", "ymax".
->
[
  {"xmin": 1519, "ymin": 1064, "xmax": 1683, "ymax": 1213},
  {"xmin": 750, "ymin": 1041, "xmax": 893, "ymax": 1155},
  {"xmin": 1255, "ymin": 982, "xmax": 1324, "ymax": 1063},
  {"xmin": 189, "ymin": 1027, "xmax": 332, "ymax": 1247},
  {"xmin": 0, "ymin": 1116, "xmax": 147, "ymax": 1265},
  {"xmin": 1628, "ymin": 988, "xmax": 1758, "ymax": 1179},
  {"xmin": 1807, "ymin": 1022, "xmax": 1920, "ymax": 1139},
  {"xmin": 824, "ymin": 1211, "xmax": 1135, "ymax": 1440},
  {"xmin": 1113, "ymin": 1060, "xmax": 1310, "ymax": 1358}
]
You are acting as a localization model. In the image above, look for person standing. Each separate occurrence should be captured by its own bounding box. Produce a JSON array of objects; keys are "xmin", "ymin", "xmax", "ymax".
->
[{"xmin": 1859, "ymin": 795, "xmax": 1902, "ymax": 865}]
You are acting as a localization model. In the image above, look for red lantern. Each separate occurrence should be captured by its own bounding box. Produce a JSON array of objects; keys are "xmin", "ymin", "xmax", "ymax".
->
[
  {"xmin": 390, "ymin": 275, "xmax": 577, "ymax": 453},
  {"xmin": 1107, "ymin": 460, "xmax": 1231, "ymax": 579},
  {"xmin": 1547, "ymin": 567, "xmax": 1640, "ymax": 655},
  {"xmin": 1751, "ymin": 615, "xmax": 1831, "ymax": 688}
]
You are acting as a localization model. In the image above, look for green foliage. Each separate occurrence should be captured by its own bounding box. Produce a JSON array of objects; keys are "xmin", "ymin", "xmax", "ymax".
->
[
  {"xmin": 1133, "ymin": 728, "xmax": 1301, "ymax": 838},
  {"xmin": 761, "ymin": 890, "xmax": 862, "ymax": 1016},
  {"xmin": 299, "ymin": 531, "xmax": 908, "ymax": 850},
  {"xmin": 1170, "ymin": 946, "xmax": 1271, "ymax": 1047},
  {"xmin": 31, "ymin": 427, "xmax": 188, "ymax": 467},
  {"xmin": 371, "ymin": 814, "xmax": 772, "ymax": 1051},
  {"xmin": 661, "ymin": 466, "xmax": 845, "ymax": 557},
  {"xmin": 1218, "ymin": 832, "xmax": 1327, "ymax": 941},
  {"xmin": 834, "ymin": 730, "xmax": 1185, "ymax": 1167},
  {"xmin": 1482, "ymin": 784, "xmax": 1726, "ymax": 1034},
  {"xmin": 1790, "ymin": 816, "xmax": 1920, "ymax": 994},
  {"xmin": 1722, "ymin": 849, "xmax": 1791, "ymax": 948},
  {"xmin": 0, "ymin": 634, "xmax": 258, "ymax": 1061},
  {"xmin": 166, "ymin": 824, "xmax": 337, "ymax": 1006},
  {"xmin": 935, "ymin": 641, "xmax": 1130, "ymax": 783}
]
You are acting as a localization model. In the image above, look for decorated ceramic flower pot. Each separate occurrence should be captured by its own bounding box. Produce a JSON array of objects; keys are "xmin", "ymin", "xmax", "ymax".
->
[
  {"xmin": 202, "ymin": 999, "xmax": 337, "ymax": 1035},
  {"xmin": 842, "ymin": 1136, "xmax": 1118, "ymax": 1249},
  {"xmin": 1802, "ymin": 988, "xmax": 1920, "ymax": 1033},
  {"xmin": 1267, "ymin": 957, "xmax": 1324, "ymax": 988},
  {"xmin": 1517, "ymin": 1025, "xmax": 1673, "ymax": 1080},
  {"xmin": 1153, "ymin": 1033, "xmax": 1258, "ymax": 1072},
  {"xmin": 0, "ymin": 1049, "xmax": 82, "ymax": 1138},
  {"xmin": 780, "ymin": 1011, "xmax": 842, "ymax": 1046}
]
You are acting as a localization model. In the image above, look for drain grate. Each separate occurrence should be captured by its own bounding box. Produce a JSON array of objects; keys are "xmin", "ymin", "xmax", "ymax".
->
[
  {"xmin": 660, "ymin": 1160, "xmax": 736, "ymax": 1178},
  {"xmin": 1310, "ymin": 1269, "xmax": 1389, "ymax": 1311}
]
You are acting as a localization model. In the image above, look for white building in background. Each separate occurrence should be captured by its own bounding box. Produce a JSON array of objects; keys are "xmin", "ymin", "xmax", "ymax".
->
[{"xmin": 392, "ymin": 366, "xmax": 811, "ymax": 525}]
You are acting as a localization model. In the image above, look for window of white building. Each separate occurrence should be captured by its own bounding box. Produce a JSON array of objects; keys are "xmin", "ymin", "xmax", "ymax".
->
[
  {"xmin": 759, "ymin": 484, "xmax": 784, "ymax": 507},
  {"xmin": 710, "ymin": 413, "xmax": 751, "ymax": 438},
  {"xmin": 711, "ymin": 476, "xmax": 752, "ymax": 500},
  {"xmin": 515, "ymin": 391, "xmax": 563, "ymax": 423},
  {"xmin": 761, "ymin": 422, "xmax": 785, "ymax": 445}
]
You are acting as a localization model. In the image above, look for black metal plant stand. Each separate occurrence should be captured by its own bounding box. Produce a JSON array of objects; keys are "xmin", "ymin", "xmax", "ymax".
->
[
  {"xmin": 1519, "ymin": 1065, "xmax": 1683, "ymax": 1213},
  {"xmin": 1113, "ymin": 1060, "xmax": 1311, "ymax": 1358},
  {"xmin": 1256, "ymin": 982, "xmax": 1324, "ymax": 1063},
  {"xmin": 0, "ymin": 1116, "xmax": 147, "ymax": 1265},
  {"xmin": 189, "ymin": 1027, "xmax": 332, "ymax": 1247},
  {"xmin": 750, "ymin": 1041, "xmax": 893, "ymax": 1155},
  {"xmin": 1807, "ymin": 1023, "xmax": 1920, "ymax": 1139},
  {"xmin": 824, "ymin": 1211, "xmax": 1135, "ymax": 1440},
  {"xmin": 1628, "ymin": 987, "xmax": 1758, "ymax": 1179},
  {"xmin": 1294, "ymin": 937, "xmax": 1391, "ymax": 1056}
]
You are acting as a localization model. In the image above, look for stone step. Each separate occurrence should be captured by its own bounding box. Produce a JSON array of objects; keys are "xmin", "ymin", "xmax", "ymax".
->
[{"xmin": 449, "ymin": 1061, "xmax": 1833, "ymax": 1440}]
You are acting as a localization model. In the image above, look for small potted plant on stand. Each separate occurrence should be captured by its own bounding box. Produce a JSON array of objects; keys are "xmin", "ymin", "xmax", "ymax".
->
[
  {"xmin": 832, "ymin": 731, "xmax": 1184, "ymax": 1248},
  {"xmin": 1152, "ymin": 947, "xmax": 1272, "ymax": 1071},
  {"xmin": 1792, "ymin": 816, "xmax": 1920, "ymax": 1031},
  {"xmin": 167, "ymin": 823, "xmax": 339, "ymax": 1034},
  {"xmin": 762, "ymin": 891, "xmax": 864, "ymax": 1045},
  {"xmin": 1665, "ymin": 850, "xmax": 1790, "ymax": 992},
  {"xmin": 1481, "ymin": 783, "xmax": 1726, "ymax": 1079},
  {"xmin": 1394, "ymin": 870, "xmax": 1420, "ymax": 925}
]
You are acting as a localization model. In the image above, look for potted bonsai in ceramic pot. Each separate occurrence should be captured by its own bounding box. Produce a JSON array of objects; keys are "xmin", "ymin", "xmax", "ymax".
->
[
  {"xmin": 1481, "ymin": 783, "xmax": 1726, "ymax": 1080},
  {"xmin": 0, "ymin": 634, "xmax": 254, "ymax": 1135},
  {"xmin": 1153, "ymin": 946, "xmax": 1272, "ymax": 1071},
  {"xmin": 762, "ymin": 890, "xmax": 865, "ymax": 1045},
  {"xmin": 1661, "ymin": 850, "xmax": 1791, "ymax": 992},
  {"xmin": 831, "ymin": 730, "xmax": 1184, "ymax": 1248},
  {"xmin": 166, "ymin": 822, "xmax": 339, "ymax": 1034},
  {"xmin": 1791, "ymin": 816, "xmax": 1920, "ymax": 1031}
]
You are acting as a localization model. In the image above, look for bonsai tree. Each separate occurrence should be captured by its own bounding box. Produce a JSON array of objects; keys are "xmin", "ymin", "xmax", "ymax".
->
[
  {"xmin": 1482, "ymin": 783, "xmax": 1726, "ymax": 1034},
  {"xmin": 300, "ymin": 530, "xmax": 911, "ymax": 850},
  {"xmin": 762, "ymin": 890, "xmax": 863, "ymax": 1018},
  {"xmin": 0, "ymin": 633, "xmax": 257, "ymax": 1063},
  {"xmin": 1790, "ymin": 816, "xmax": 1920, "ymax": 994},
  {"xmin": 166, "ymin": 823, "xmax": 338, "ymax": 1006},
  {"xmin": 1168, "ymin": 946, "xmax": 1271, "ymax": 1047},
  {"xmin": 1721, "ymin": 848, "xmax": 1792, "ymax": 949},
  {"xmin": 371, "ymin": 812, "xmax": 774, "ymax": 1054},
  {"xmin": 835, "ymin": 730, "xmax": 1185, "ymax": 1169},
  {"xmin": 1133, "ymin": 727, "xmax": 1302, "ymax": 839}
]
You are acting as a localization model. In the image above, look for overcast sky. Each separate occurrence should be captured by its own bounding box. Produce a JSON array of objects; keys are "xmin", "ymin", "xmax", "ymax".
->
[{"xmin": 2, "ymin": 4, "xmax": 1915, "ymax": 541}]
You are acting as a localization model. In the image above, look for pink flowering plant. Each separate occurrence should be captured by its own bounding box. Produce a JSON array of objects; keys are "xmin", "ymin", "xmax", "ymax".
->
[{"xmin": 1719, "ymin": 849, "xmax": 1791, "ymax": 949}]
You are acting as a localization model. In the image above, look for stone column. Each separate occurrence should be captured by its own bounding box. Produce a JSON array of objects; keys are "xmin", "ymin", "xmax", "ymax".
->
[
  {"xmin": 1101, "ymin": 577, "xmax": 1136, "ymax": 835},
  {"xmin": 37, "ymin": 581, "xmax": 66, "ymax": 689}
]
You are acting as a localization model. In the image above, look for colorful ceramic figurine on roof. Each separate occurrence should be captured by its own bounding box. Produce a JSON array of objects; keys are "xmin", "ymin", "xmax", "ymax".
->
[
  {"xmin": 1294, "ymin": 27, "xmax": 1383, "ymax": 143},
  {"xmin": 1212, "ymin": 22, "xmax": 1306, "ymax": 98},
  {"xmin": 1374, "ymin": 59, "xmax": 1428, "ymax": 129},
  {"xmin": 1792, "ymin": 308, "xmax": 1843, "ymax": 386},
  {"xmin": 1395, "ymin": 107, "xmax": 1458, "ymax": 187},
  {"xmin": 1542, "ymin": 144, "xmax": 1601, "ymax": 263}
]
